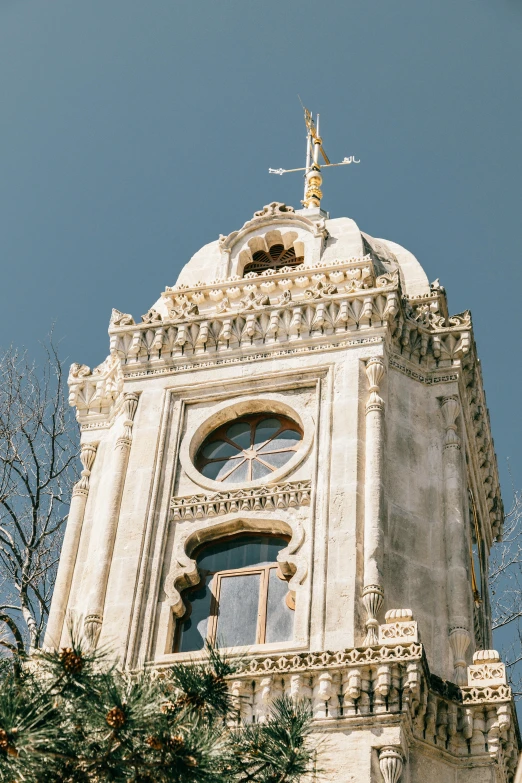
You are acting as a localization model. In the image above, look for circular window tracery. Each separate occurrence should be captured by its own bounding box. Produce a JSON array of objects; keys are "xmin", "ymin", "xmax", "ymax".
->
[{"xmin": 196, "ymin": 414, "xmax": 303, "ymax": 483}]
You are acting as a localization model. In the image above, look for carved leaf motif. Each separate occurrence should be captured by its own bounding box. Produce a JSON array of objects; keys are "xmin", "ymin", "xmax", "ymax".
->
[
  {"xmin": 141, "ymin": 308, "xmax": 162, "ymax": 324},
  {"xmin": 110, "ymin": 308, "xmax": 135, "ymax": 327},
  {"xmin": 253, "ymin": 202, "xmax": 295, "ymax": 219}
]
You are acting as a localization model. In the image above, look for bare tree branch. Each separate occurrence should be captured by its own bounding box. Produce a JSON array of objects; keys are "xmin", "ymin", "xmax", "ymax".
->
[
  {"xmin": 490, "ymin": 487, "xmax": 522, "ymax": 698},
  {"xmin": 0, "ymin": 338, "xmax": 79, "ymax": 652}
]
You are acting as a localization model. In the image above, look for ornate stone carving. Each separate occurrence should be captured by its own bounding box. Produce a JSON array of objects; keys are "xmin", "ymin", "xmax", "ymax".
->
[
  {"xmin": 362, "ymin": 586, "xmax": 384, "ymax": 646},
  {"xmin": 378, "ymin": 747, "xmax": 404, "ymax": 783},
  {"xmin": 365, "ymin": 357, "xmax": 385, "ymax": 413},
  {"xmin": 362, "ymin": 358, "xmax": 386, "ymax": 645},
  {"xmin": 68, "ymin": 353, "xmax": 124, "ymax": 419},
  {"xmin": 72, "ymin": 254, "xmax": 503, "ymax": 552},
  {"xmin": 73, "ymin": 442, "xmax": 98, "ymax": 496},
  {"xmin": 468, "ymin": 650, "xmax": 507, "ymax": 688},
  {"xmin": 449, "ymin": 627, "xmax": 471, "ymax": 687},
  {"xmin": 168, "ymin": 296, "xmax": 199, "ymax": 321},
  {"xmin": 118, "ymin": 392, "xmax": 139, "ymax": 447},
  {"xmin": 441, "ymin": 395, "xmax": 461, "ymax": 448},
  {"xmin": 110, "ymin": 308, "xmax": 135, "ymax": 327},
  {"xmin": 212, "ymin": 639, "xmax": 517, "ymax": 778},
  {"xmin": 164, "ymin": 513, "xmax": 306, "ymax": 620},
  {"xmin": 344, "ymin": 266, "xmax": 373, "ymax": 291},
  {"xmin": 304, "ymin": 280, "xmax": 338, "ymax": 299},
  {"xmin": 379, "ymin": 609, "xmax": 418, "ymax": 645},
  {"xmin": 239, "ymin": 290, "xmax": 270, "ymax": 310},
  {"xmin": 141, "ymin": 308, "xmax": 162, "ymax": 324},
  {"xmin": 253, "ymin": 202, "xmax": 295, "ymax": 219},
  {"xmin": 84, "ymin": 613, "xmax": 103, "ymax": 649},
  {"xmin": 171, "ymin": 481, "xmax": 311, "ymax": 521}
]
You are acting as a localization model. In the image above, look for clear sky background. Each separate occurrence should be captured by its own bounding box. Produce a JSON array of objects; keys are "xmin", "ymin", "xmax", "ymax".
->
[{"xmin": 0, "ymin": 1, "xmax": 521, "ymax": 497}]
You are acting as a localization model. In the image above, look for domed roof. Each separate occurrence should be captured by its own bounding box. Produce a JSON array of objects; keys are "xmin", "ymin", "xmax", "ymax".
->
[{"xmin": 152, "ymin": 203, "xmax": 430, "ymax": 316}]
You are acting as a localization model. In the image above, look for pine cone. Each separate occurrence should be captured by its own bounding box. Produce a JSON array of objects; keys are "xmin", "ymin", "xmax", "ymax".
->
[
  {"xmin": 0, "ymin": 729, "xmax": 8, "ymax": 750},
  {"xmin": 60, "ymin": 647, "xmax": 84, "ymax": 674},
  {"xmin": 0, "ymin": 729, "xmax": 18, "ymax": 757},
  {"xmin": 169, "ymin": 734, "xmax": 184, "ymax": 751},
  {"xmin": 106, "ymin": 706, "xmax": 126, "ymax": 729}
]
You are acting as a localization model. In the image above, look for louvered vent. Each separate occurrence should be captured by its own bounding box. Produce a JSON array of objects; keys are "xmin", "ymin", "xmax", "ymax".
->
[{"xmin": 244, "ymin": 244, "xmax": 303, "ymax": 275}]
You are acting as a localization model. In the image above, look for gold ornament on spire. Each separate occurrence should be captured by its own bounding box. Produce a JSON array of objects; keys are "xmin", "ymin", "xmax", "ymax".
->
[{"xmin": 269, "ymin": 101, "xmax": 360, "ymax": 210}]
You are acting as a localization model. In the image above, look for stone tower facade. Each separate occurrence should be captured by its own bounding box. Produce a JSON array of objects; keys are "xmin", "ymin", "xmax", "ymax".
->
[{"xmin": 46, "ymin": 201, "xmax": 519, "ymax": 781}]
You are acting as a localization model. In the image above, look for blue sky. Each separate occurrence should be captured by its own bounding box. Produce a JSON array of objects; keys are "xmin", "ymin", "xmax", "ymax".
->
[{"xmin": 0, "ymin": 0, "xmax": 521, "ymax": 498}]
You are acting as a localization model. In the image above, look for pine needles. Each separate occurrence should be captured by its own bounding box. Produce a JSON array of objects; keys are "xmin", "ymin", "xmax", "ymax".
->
[{"xmin": 0, "ymin": 629, "xmax": 314, "ymax": 782}]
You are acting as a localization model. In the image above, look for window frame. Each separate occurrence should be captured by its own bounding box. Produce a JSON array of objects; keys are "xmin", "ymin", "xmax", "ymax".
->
[
  {"xmin": 195, "ymin": 412, "xmax": 303, "ymax": 484},
  {"xmin": 174, "ymin": 533, "xmax": 294, "ymax": 652},
  {"xmin": 209, "ymin": 563, "xmax": 272, "ymax": 646}
]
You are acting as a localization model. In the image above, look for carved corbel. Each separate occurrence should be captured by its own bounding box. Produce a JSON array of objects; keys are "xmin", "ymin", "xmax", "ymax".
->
[
  {"xmin": 441, "ymin": 395, "xmax": 461, "ymax": 449},
  {"xmin": 378, "ymin": 747, "xmax": 404, "ymax": 783}
]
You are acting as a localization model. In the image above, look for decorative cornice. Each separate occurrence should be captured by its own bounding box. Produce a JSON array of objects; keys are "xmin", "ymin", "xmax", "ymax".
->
[
  {"xmin": 159, "ymin": 256, "xmax": 377, "ymax": 314},
  {"xmin": 171, "ymin": 481, "xmax": 311, "ymax": 521},
  {"xmin": 388, "ymin": 356, "xmax": 458, "ymax": 385}
]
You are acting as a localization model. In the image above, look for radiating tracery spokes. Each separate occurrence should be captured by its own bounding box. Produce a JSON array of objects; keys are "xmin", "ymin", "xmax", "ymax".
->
[
  {"xmin": 244, "ymin": 244, "xmax": 303, "ymax": 275},
  {"xmin": 196, "ymin": 414, "xmax": 302, "ymax": 483}
]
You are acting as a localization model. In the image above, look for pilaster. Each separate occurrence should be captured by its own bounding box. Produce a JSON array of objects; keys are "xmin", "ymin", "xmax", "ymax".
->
[
  {"xmin": 440, "ymin": 395, "xmax": 471, "ymax": 685},
  {"xmin": 44, "ymin": 442, "xmax": 98, "ymax": 648},
  {"xmin": 84, "ymin": 393, "xmax": 139, "ymax": 648},
  {"xmin": 362, "ymin": 357, "xmax": 386, "ymax": 644}
]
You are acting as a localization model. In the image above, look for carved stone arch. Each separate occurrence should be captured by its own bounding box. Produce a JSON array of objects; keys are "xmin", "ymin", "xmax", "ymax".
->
[
  {"xmin": 218, "ymin": 203, "xmax": 328, "ymax": 277},
  {"xmin": 163, "ymin": 513, "xmax": 307, "ymax": 620},
  {"xmin": 238, "ymin": 230, "xmax": 305, "ymax": 276}
]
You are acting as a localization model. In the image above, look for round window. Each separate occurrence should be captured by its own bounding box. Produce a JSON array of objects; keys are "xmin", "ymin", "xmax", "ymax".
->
[{"xmin": 195, "ymin": 414, "xmax": 303, "ymax": 483}]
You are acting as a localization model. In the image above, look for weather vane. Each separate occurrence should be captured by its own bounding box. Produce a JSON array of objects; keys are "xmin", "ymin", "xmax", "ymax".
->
[{"xmin": 269, "ymin": 100, "xmax": 360, "ymax": 210}]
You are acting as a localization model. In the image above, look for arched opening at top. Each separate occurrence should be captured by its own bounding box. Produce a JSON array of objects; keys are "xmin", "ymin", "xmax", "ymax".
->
[
  {"xmin": 174, "ymin": 533, "xmax": 294, "ymax": 653},
  {"xmin": 238, "ymin": 230, "xmax": 305, "ymax": 276},
  {"xmin": 244, "ymin": 244, "xmax": 304, "ymax": 275}
]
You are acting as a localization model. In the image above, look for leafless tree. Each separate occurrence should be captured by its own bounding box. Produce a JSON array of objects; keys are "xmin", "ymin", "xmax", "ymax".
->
[
  {"xmin": 490, "ymin": 486, "xmax": 522, "ymax": 697},
  {"xmin": 0, "ymin": 340, "xmax": 79, "ymax": 654}
]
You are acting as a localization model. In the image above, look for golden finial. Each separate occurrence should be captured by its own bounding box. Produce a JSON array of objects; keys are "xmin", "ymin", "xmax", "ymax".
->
[{"xmin": 269, "ymin": 100, "xmax": 359, "ymax": 211}]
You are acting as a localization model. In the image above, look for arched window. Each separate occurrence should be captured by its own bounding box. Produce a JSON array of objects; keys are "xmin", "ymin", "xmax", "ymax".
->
[
  {"xmin": 195, "ymin": 414, "xmax": 302, "ymax": 483},
  {"xmin": 243, "ymin": 245, "xmax": 303, "ymax": 275},
  {"xmin": 175, "ymin": 535, "xmax": 294, "ymax": 653}
]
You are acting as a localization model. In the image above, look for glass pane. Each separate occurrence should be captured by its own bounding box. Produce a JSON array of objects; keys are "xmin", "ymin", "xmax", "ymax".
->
[
  {"xmin": 216, "ymin": 573, "xmax": 260, "ymax": 647},
  {"xmin": 252, "ymin": 460, "xmax": 273, "ymax": 480},
  {"xmin": 197, "ymin": 535, "xmax": 288, "ymax": 572},
  {"xmin": 254, "ymin": 418, "xmax": 281, "ymax": 446},
  {"xmin": 202, "ymin": 440, "xmax": 240, "ymax": 459},
  {"xmin": 178, "ymin": 575, "xmax": 213, "ymax": 653},
  {"xmin": 265, "ymin": 568, "xmax": 294, "ymax": 644},
  {"xmin": 258, "ymin": 430, "xmax": 301, "ymax": 452},
  {"xmin": 201, "ymin": 457, "xmax": 243, "ymax": 480},
  {"xmin": 226, "ymin": 421, "xmax": 252, "ymax": 449},
  {"xmin": 257, "ymin": 451, "xmax": 294, "ymax": 469},
  {"xmin": 223, "ymin": 459, "xmax": 249, "ymax": 483}
]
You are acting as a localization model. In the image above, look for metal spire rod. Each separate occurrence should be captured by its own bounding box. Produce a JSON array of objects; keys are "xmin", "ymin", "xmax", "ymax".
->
[{"xmin": 269, "ymin": 103, "xmax": 360, "ymax": 209}]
